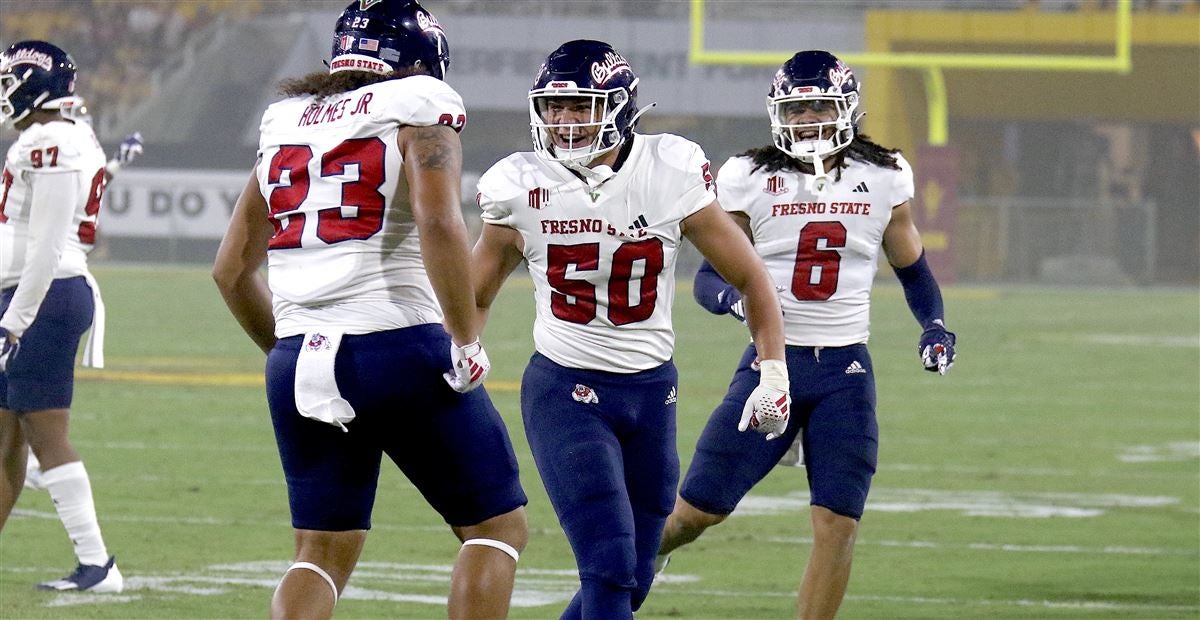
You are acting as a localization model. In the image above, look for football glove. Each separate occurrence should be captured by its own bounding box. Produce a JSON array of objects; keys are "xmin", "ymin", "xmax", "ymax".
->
[
  {"xmin": 919, "ymin": 319, "xmax": 956, "ymax": 375},
  {"xmin": 105, "ymin": 132, "xmax": 144, "ymax": 176},
  {"xmin": 722, "ymin": 286, "xmax": 787, "ymax": 324},
  {"xmin": 116, "ymin": 132, "xmax": 144, "ymax": 165},
  {"xmin": 443, "ymin": 339, "xmax": 490, "ymax": 393},
  {"xmin": 0, "ymin": 327, "xmax": 19, "ymax": 373},
  {"xmin": 739, "ymin": 359, "xmax": 791, "ymax": 440}
]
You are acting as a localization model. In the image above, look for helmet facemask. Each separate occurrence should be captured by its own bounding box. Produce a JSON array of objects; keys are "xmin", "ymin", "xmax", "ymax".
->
[
  {"xmin": 0, "ymin": 70, "xmax": 22, "ymax": 125},
  {"xmin": 769, "ymin": 91, "xmax": 859, "ymax": 164},
  {"xmin": 529, "ymin": 81, "xmax": 634, "ymax": 166}
]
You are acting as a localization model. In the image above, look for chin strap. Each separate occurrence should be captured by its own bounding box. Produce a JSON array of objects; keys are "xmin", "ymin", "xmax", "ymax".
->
[
  {"xmin": 805, "ymin": 153, "xmax": 831, "ymax": 195},
  {"xmin": 565, "ymin": 161, "xmax": 616, "ymax": 185}
]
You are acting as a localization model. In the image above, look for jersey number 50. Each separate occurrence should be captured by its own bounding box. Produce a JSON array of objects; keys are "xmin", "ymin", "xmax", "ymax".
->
[
  {"xmin": 266, "ymin": 137, "xmax": 386, "ymax": 249},
  {"xmin": 547, "ymin": 238, "xmax": 664, "ymax": 326}
]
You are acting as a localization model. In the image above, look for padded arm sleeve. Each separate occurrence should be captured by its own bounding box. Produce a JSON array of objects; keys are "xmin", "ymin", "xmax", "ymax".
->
[
  {"xmin": 892, "ymin": 249, "xmax": 945, "ymax": 329},
  {"xmin": 693, "ymin": 259, "xmax": 740, "ymax": 316}
]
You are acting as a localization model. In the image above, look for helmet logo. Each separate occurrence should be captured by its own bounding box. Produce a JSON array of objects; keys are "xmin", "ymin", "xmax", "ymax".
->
[
  {"xmin": 7, "ymin": 48, "xmax": 54, "ymax": 72},
  {"xmin": 359, "ymin": 0, "xmax": 383, "ymax": 9},
  {"xmin": 827, "ymin": 62, "xmax": 853, "ymax": 91},
  {"xmin": 590, "ymin": 51, "xmax": 631, "ymax": 85},
  {"xmin": 338, "ymin": 34, "xmax": 355, "ymax": 51},
  {"xmin": 415, "ymin": 11, "xmax": 443, "ymax": 32}
]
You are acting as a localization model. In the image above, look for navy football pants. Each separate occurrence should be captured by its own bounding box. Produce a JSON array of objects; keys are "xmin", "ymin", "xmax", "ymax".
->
[
  {"xmin": 681, "ymin": 343, "xmax": 878, "ymax": 520},
  {"xmin": 0, "ymin": 276, "xmax": 94, "ymax": 412},
  {"xmin": 521, "ymin": 353, "xmax": 678, "ymax": 619},
  {"xmin": 266, "ymin": 324, "xmax": 527, "ymax": 531}
]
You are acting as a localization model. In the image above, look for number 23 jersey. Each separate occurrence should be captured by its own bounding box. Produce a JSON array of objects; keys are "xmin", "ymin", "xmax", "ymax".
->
[
  {"xmin": 256, "ymin": 76, "xmax": 466, "ymax": 337},
  {"xmin": 718, "ymin": 154, "xmax": 914, "ymax": 347},
  {"xmin": 479, "ymin": 134, "xmax": 716, "ymax": 373}
]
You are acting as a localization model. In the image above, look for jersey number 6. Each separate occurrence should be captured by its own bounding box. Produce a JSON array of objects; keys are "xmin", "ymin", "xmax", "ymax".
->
[
  {"xmin": 547, "ymin": 238, "xmax": 665, "ymax": 326},
  {"xmin": 266, "ymin": 137, "xmax": 386, "ymax": 249},
  {"xmin": 792, "ymin": 221, "xmax": 847, "ymax": 301}
]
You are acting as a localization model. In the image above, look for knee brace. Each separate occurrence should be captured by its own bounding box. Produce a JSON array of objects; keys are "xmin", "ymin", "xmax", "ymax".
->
[
  {"xmin": 280, "ymin": 561, "xmax": 339, "ymax": 605},
  {"xmin": 461, "ymin": 538, "xmax": 520, "ymax": 563}
]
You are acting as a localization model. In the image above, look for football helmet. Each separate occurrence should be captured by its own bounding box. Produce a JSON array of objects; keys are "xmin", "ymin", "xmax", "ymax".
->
[
  {"xmin": 767, "ymin": 50, "xmax": 861, "ymax": 163},
  {"xmin": 331, "ymin": 0, "xmax": 449, "ymax": 79},
  {"xmin": 529, "ymin": 40, "xmax": 643, "ymax": 166},
  {"xmin": 0, "ymin": 40, "xmax": 81, "ymax": 126}
]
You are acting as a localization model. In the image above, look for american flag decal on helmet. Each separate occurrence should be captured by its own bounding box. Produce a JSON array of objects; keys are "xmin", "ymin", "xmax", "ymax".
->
[{"xmin": 528, "ymin": 187, "xmax": 550, "ymax": 210}]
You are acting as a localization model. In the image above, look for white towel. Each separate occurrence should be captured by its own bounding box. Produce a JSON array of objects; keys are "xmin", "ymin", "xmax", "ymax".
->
[
  {"xmin": 81, "ymin": 272, "xmax": 105, "ymax": 369},
  {"xmin": 294, "ymin": 330, "xmax": 355, "ymax": 432}
]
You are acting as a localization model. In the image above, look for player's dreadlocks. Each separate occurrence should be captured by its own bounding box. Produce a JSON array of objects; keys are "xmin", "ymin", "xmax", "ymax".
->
[
  {"xmin": 279, "ymin": 66, "xmax": 429, "ymax": 99},
  {"xmin": 742, "ymin": 133, "xmax": 901, "ymax": 180}
]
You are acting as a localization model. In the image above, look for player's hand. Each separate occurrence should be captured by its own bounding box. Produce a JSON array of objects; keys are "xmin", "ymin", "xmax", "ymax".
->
[
  {"xmin": 0, "ymin": 327, "xmax": 19, "ymax": 373},
  {"xmin": 443, "ymin": 339, "xmax": 490, "ymax": 393},
  {"xmin": 721, "ymin": 286, "xmax": 787, "ymax": 324},
  {"xmin": 115, "ymin": 132, "xmax": 144, "ymax": 165},
  {"xmin": 716, "ymin": 288, "xmax": 746, "ymax": 323},
  {"xmin": 919, "ymin": 319, "xmax": 956, "ymax": 375},
  {"xmin": 738, "ymin": 359, "xmax": 791, "ymax": 440}
]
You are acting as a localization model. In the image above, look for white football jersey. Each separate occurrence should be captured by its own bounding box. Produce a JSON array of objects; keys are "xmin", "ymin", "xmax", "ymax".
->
[
  {"xmin": 256, "ymin": 76, "xmax": 467, "ymax": 337},
  {"xmin": 718, "ymin": 153, "xmax": 914, "ymax": 346},
  {"xmin": 479, "ymin": 134, "xmax": 716, "ymax": 372},
  {"xmin": 0, "ymin": 120, "xmax": 106, "ymax": 290}
]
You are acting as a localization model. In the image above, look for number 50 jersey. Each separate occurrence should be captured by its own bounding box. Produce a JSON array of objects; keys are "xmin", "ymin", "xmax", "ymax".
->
[
  {"xmin": 479, "ymin": 134, "xmax": 716, "ymax": 373},
  {"xmin": 718, "ymin": 154, "xmax": 914, "ymax": 347},
  {"xmin": 256, "ymin": 76, "xmax": 466, "ymax": 338}
]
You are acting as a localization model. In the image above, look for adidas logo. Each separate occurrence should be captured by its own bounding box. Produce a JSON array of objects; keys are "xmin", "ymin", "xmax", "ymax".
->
[
  {"xmin": 628, "ymin": 214, "xmax": 649, "ymax": 230},
  {"xmin": 664, "ymin": 386, "xmax": 677, "ymax": 405},
  {"xmin": 851, "ymin": 181, "xmax": 869, "ymax": 193},
  {"xmin": 845, "ymin": 360, "xmax": 866, "ymax": 374}
]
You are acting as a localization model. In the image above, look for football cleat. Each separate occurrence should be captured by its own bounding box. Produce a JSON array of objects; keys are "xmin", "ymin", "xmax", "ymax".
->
[{"xmin": 36, "ymin": 556, "xmax": 123, "ymax": 593}]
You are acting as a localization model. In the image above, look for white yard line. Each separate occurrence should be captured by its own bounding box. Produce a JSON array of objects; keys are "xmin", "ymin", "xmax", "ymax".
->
[{"xmin": 9, "ymin": 562, "xmax": 1195, "ymax": 614}]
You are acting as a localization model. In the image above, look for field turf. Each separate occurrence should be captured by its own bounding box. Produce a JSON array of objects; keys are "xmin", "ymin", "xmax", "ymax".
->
[{"xmin": 1, "ymin": 265, "xmax": 1197, "ymax": 618}]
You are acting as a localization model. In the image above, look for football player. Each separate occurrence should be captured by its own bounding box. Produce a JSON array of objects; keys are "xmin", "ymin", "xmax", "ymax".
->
[
  {"xmin": 212, "ymin": 2, "xmax": 527, "ymax": 618},
  {"xmin": 0, "ymin": 41, "xmax": 123, "ymax": 593},
  {"xmin": 471, "ymin": 40, "xmax": 791, "ymax": 618},
  {"xmin": 654, "ymin": 51, "xmax": 958, "ymax": 618}
]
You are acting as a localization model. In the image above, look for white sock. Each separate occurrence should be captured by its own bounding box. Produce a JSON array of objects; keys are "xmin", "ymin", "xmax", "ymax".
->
[{"xmin": 40, "ymin": 462, "xmax": 110, "ymax": 566}]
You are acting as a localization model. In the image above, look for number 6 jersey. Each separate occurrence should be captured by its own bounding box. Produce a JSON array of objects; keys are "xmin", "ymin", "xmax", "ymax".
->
[
  {"xmin": 718, "ymin": 154, "xmax": 914, "ymax": 347},
  {"xmin": 479, "ymin": 134, "xmax": 716, "ymax": 373},
  {"xmin": 255, "ymin": 75, "xmax": 466, "ymax": 338}
]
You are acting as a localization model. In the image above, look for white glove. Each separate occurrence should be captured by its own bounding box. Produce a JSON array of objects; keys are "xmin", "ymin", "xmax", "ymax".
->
[
  {"xmin": 0, "ymin": 327, "xmax": 18, "ymax": 373},
  {"xmin": 443, "ymin": 339, "xmax": 490, "ymax": 393},
  {"xmin": 738, "ymin": 359, "xmax": 791, "ymax": 440}
]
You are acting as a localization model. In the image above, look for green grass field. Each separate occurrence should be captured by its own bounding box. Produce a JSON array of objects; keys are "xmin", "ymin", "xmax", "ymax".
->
[{"xmin": 1, "ymin": 265, "xmax": 1197, "ymax": 619}]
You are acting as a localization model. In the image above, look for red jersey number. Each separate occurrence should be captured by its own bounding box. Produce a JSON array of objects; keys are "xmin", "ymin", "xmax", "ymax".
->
[
  {"xmin": 266, "ymin": 137, "xmax": 387, "ymax": 250},
  {"xmin": 77, "ymin": 168, "xmax": 107, "ymax": 244},
  {"xmin": 791, "ymin": 221, "xmax": 847, "ymax": 301},
  {"xmin": 30, "ymin": 146, "xmax": 59, "ymax": 169},
  {"xmin": 0, "ymin": 168, "xmax": 13, "ymax": 223},
  {"xmin": 546, "ymin": 238, "xmax": 665, "ymax": 325}
]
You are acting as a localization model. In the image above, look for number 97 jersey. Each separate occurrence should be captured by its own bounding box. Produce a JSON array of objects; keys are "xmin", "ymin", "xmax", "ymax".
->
[
  {"xmin": 718, "ymin": 154, "xmax": 914, "ymax": 347},
  {"xmin": 255, "ymin": 76, "xmax": 467, "ymax": 337}
]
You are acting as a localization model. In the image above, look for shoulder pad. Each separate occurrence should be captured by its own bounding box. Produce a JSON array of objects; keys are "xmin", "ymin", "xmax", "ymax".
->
[{"xmin": 479, "ymin": 152, "xmax": 550, "ymax": 202}]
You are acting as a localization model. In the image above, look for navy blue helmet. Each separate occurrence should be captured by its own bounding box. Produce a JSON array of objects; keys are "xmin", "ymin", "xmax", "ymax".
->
[
  {"xmin": 767, "ymin": 50, "xmax": 862, "ymax": 162},
  {"xmin": 0, "ymin": 40, "xmax": 80, "ymax": 126},
  {"xmin": 331, "ymin": 0, "xmax": 449, "ymax": 79},
  {"xmin": 529, "ymin": 40, "xmax": 643, "ymax": 165}
]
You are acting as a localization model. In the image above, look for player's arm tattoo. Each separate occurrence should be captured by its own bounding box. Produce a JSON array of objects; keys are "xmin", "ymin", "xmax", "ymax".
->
[{"xmin": 410, "ymin": 126, "xmax": 458, "ymax": 171}]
